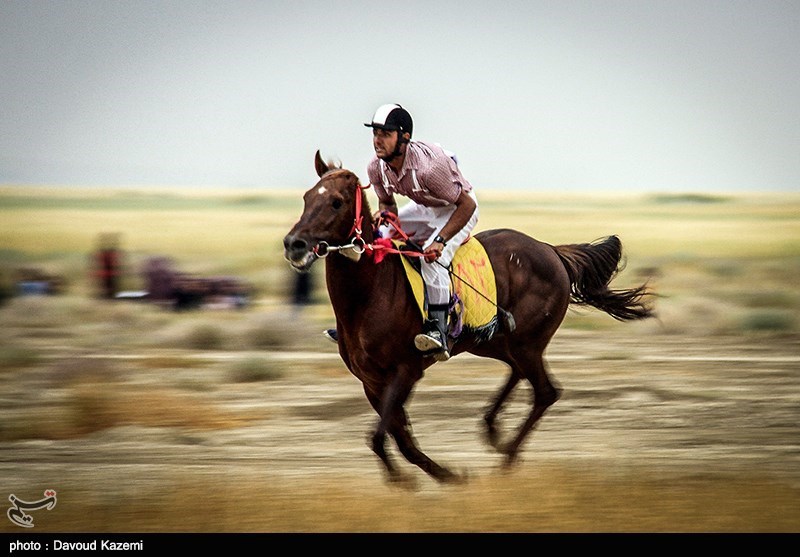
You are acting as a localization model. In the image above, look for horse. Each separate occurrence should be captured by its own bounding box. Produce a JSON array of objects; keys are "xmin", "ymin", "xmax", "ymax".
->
[{"xmin": 283, "ymin": 151, "xmax": 655, "ymax": 484}]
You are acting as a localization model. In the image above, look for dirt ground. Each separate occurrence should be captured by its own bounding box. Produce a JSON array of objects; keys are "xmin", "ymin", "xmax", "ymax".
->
[{"xmin": 1, "ymin": 329, "xmax": 799, "ymax": 533}]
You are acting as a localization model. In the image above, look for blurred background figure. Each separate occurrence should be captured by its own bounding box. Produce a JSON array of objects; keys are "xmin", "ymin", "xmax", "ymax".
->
[
  {"xmin": 292, "ymin": 272, "xmax": 312, "ymax": 309},
  {"xmin": 141, "ymin": 256, "xmax": 177, "ymax": 305},
  {"xmin": 92, "ymin": 233, "xmax": 123, "ymax": 299}
]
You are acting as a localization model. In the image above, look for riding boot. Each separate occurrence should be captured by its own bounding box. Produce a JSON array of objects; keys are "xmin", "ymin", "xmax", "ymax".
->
[
  {"xmin": 323, "ymin": 328, "xmax": 338, "ymax": 343},
  {"xmin": 414, "ymin": 304, "xmax": 450, "ymax": 362}
]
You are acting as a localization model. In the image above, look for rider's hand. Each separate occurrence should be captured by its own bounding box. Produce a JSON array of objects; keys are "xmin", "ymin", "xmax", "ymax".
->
[{"xmin": 423, "ymin": 241, "xmax": 444, "ymax": 263}]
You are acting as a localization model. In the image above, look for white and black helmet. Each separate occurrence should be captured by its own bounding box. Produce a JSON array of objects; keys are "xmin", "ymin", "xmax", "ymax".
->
[{"xmin": 364, "ymin": 104, "xmax": 413, "ymax": 138}]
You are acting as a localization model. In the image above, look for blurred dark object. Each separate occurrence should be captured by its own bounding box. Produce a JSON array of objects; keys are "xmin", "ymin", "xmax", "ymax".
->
[
  {"xmin": 92, "ymin": 233, "xmax": 123, "ymax": 299},
  {"xmin": 140, "ymin": 256, "xmax": 251, "ymax": 310},
  {"xmin": 292, "ymin": 272, "xmax": 312, "ymax": 306},
  {"xmin": 14, "ymin": 268, "xmax": 66, "ymax": 296},
  {"xmin": 141, "ymin": 256, "xmax": 176, "ymax": 303}
]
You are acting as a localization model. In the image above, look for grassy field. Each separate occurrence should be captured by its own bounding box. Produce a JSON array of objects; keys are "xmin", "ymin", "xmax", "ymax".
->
[
  {"xmin": 1, "ymin": 184, "xmax": 798, "ymax": 442},
  {"xmin": 1, "ymin": 186, "xmax": 799, "ymax": 533},
  {"xmin": 2, "ymin": 185, "xmax": 799, "ymax": 334}
]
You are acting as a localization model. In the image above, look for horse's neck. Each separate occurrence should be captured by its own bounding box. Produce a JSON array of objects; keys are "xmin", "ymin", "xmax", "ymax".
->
[
  {"xmin": 326, "ymin": 253, "xmax": 375, "ymax": 291},
  {"xmin": 324, "ymin": 248, "xmax": 394, "ymax": 310},
  {"xmin": 325, "ymin": 193, "xmax": 386, "ymax": 308}
]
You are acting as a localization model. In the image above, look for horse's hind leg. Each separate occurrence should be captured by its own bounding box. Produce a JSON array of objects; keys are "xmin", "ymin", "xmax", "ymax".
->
[
  {"xmin": 483, "ymin": 370, "xmax": 521, "ymax": 449},
  {"xmin": 501, "ymin": 349, "xmax": 561, "ymax": 466}
]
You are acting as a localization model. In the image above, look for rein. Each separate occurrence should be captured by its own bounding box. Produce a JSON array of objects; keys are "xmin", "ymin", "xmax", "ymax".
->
[
  {"xmin": 311, "ymin": 177, "xmax": 423, "ymax": 261},
  {"xmin": 312, "ymin": 175, "xmax": 515, "ymax": 330}
]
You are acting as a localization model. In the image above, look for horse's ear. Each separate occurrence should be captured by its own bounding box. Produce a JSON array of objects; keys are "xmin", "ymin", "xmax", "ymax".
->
[{"xmin": 314, "ymin": 150, "xmax": 330, "ymax": 178}]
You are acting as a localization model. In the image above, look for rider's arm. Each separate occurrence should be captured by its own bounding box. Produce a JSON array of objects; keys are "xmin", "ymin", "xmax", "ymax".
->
[
  {"xmin": 423, "ymin": 190, "xmax": 476, "ymax": 261},
  {"xmin": 437, "ymin": 190, "xmax": 476, "ymax": 243}
]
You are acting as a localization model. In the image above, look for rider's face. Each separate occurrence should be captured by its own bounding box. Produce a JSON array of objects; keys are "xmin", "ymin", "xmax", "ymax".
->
[
  {"xmin": 372, "ymin": 128, "xmax": 402, "ymax": 160},
  {"xmin": 372, "ymin": 128, "xmax": 396, "ymax": 158}
]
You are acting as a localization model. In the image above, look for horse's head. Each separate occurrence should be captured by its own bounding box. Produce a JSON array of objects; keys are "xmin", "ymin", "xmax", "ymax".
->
[{"xmin": 283, "ymin": 151, "xmax": 371, "ymax": 272}]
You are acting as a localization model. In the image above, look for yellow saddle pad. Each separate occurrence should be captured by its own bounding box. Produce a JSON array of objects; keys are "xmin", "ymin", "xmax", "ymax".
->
[{"xmin": 398, "ymin": 237, "xmax": 498, "ymax": 333}]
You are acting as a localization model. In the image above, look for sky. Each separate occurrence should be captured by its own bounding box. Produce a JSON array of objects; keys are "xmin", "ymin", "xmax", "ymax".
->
[{"xmin": 1, "ymin": 0, "xmax": 798, "ymax": 193}]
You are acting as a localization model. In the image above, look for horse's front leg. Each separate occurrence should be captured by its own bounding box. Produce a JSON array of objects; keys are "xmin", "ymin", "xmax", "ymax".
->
[
  {"xmin": 363, "ymin": 372, "xmax": 417, "ymax": 483},
  {"xmin": 390, "ymin": 407, "xmax": 465, "ymax": 484},
  {"xmin": 365, "ymin": 366, "xmax": 462, "ymax": 484},
  {"xmin": 363, "ymin": 386, "xmax": 401, "ymax": 481}
]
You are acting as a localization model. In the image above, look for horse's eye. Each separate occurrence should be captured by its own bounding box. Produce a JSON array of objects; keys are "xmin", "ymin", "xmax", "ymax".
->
[{"xmin": 332, "ymin": 199, "xmax": 343, "ymax": 210}]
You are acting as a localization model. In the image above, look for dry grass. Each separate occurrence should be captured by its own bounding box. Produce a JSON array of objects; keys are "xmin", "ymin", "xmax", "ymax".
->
[
  {"xmin": 28, "ymin": 466, "xmax": 800, "ymax": 533},
  {"xmin": 0, "ymin": 357, "xmax": 263, "ymax": 442},
  {"xmin": 1, "ymin": 187, "xmax": 799, "ymax": 533}
]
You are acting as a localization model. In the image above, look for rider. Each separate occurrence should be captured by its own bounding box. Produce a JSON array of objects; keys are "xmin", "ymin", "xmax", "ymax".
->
[{"xmin": 326, "ymin": 104, "xmax": 479, "ymax": 361}]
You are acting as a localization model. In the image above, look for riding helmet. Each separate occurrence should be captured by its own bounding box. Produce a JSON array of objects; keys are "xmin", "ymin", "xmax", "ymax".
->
[{"xmin": 364, "ymin": 104, "xmax": 413, "ymax": 137}]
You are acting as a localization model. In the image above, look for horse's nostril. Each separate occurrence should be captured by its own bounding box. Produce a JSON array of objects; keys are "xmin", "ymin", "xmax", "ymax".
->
[{"xmin": 283, "ymin": 235, "xmax": 308, "ymax": 252}]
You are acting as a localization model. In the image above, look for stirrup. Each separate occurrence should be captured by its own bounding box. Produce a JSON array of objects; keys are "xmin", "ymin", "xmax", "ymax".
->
[
  {"xmin": 414, "ymin": 330, "xmax": 443, "ymax": 352},
  {"xmin": 323, "ymin": 328, "xmax": 338, "ymax": 344},
  {"xmin": 415, "ymin": 333, "xmax": 451, "ymax": 362},
  {"xmin": 432, "ymin": 346, "xmax": 451, "ymax": 362}
]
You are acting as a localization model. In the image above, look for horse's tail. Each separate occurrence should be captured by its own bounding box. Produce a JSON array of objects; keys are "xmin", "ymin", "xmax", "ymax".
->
[{"xmin": 554, "ymin": 235, "xmax": 654, "ymax": 321}]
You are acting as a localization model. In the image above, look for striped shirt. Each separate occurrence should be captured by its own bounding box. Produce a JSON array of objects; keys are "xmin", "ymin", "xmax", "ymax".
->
[{"xmin": 367, "ymin": 141, "xmax": 473, "ymax": 207}]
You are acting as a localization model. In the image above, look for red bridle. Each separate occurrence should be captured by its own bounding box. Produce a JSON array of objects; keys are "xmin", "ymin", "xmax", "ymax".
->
[
  {"xmin": 310, "ymin": 172, "xmax": 369, "ymax": 258},
  {"xmin": 311, "ymin": 172, "xmax": 424, "ymax": 262}
]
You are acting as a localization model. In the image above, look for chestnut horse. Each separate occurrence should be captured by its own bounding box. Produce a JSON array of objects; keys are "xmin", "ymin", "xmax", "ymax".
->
[{"xmin": 283, "ymin": 152, "xmax": 654, "ymax": 484}]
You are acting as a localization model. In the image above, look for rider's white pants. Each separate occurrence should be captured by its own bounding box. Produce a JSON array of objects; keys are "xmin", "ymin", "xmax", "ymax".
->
[{"xmin": 379, "ymin": 191, "xmax": 478, "ymax": 306}]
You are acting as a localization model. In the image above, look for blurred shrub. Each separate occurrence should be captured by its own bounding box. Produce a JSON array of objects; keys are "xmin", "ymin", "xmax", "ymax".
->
[
  {"xmin": 69, "ymin": 382, "xmax": 120, "ymax": 434},
  {"xmin": 0, "ymin": 346, "xmax": 41, "ymax": 369},
  {"xmin": 229, "ymin": 357, "xmax": 284, "ymax": 383},
  {"xmin": 738, "ymin": 290, "xmax": 797, "ymax": 309},
  {"xmin": 708, "ymin": 261, "xmax": 742, "ymax": 278},
  {"xmin": 243, "ymin": 310, "xmax": 326, "ymax": 351},
  {"xmin": 247, "ymin": 325, "xmax": 290, "ymax": 350},
  {"xmin": 740, "ymin": 310, "xmax": 795, "ymax": 332},
  {"xmin": 649, "ymin": 193, "xmax": 730, "ymax": 204},
  {"xmin": 185, "ymin": 323, "xmax": 226, "ymax": 350}
]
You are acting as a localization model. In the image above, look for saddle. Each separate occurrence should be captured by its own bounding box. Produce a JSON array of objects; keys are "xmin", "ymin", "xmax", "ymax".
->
[{"xmin": 395, "ymin": 237, "xmax": 500, "ymax": 342}]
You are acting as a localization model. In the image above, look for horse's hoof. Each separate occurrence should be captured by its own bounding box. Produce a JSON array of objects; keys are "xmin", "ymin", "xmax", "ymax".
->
[
  {"xmin": 482, "ymin": 417, "xmax": 504, "ymax": 449},
  {"xmin": 501, "ymin": 451, "xmax": 520, "ymax": 469},
  {"xmin": 385, "ymin": 470, "xmax": 418, "ymax": 491},
  {"xmin": 433, "ymin": 466, "xmax": 468, "ymax": 485},
  {"xmin": 448, "ymin": 470, "xmax": 469, "ymax": 485},
  {"xmin": 484, "ymin": 428, "xmax": 503, "ymax": 451}
]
